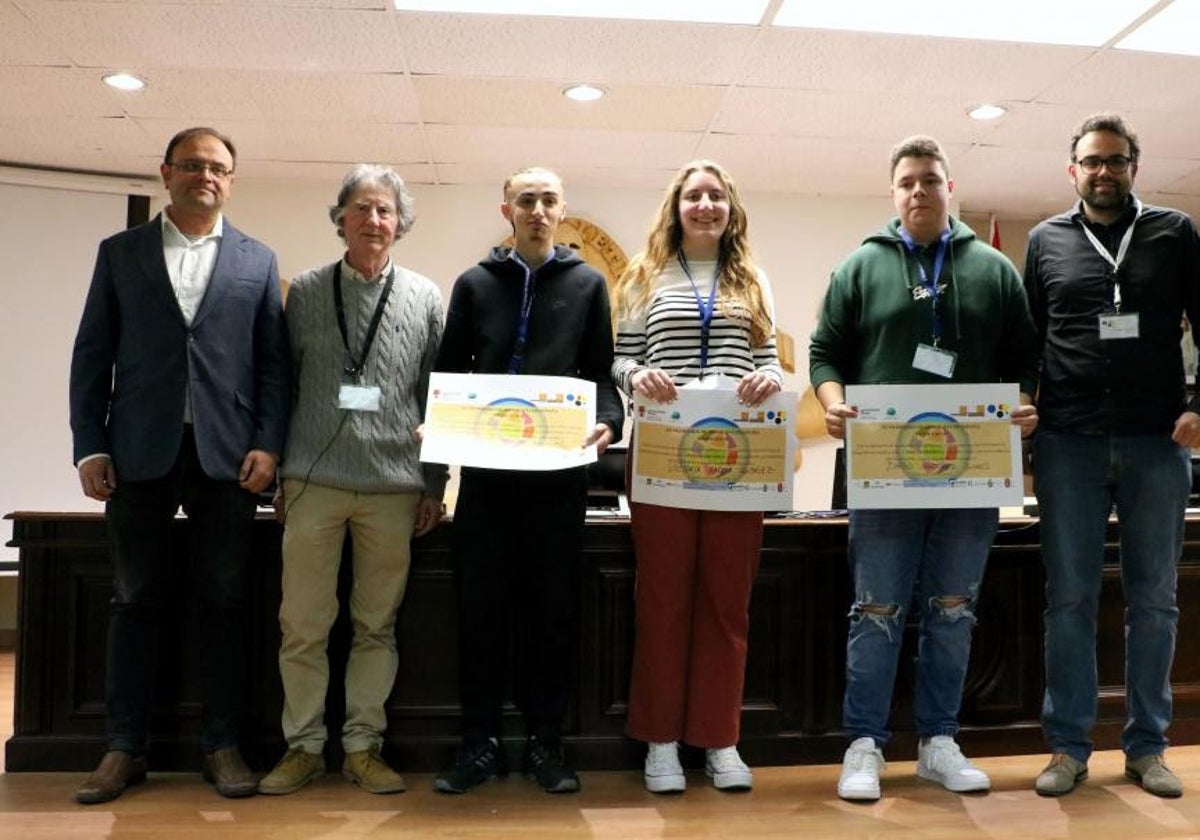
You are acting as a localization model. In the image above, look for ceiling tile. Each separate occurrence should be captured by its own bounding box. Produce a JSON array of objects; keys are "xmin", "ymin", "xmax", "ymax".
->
[
  {"xmin": 20, "ymin": 3, "xmax": 407, "ymax": 72},
  {"xmin": 424, "ymin": 124, "xmax": 700, "ymax": 170},
  {"xmin": 415, "ymin": 76, "xmax": 722, "ymax": 131},
  {"xmin": 396, "ymin": 13, "xmax": 758, "ymax": 85}
]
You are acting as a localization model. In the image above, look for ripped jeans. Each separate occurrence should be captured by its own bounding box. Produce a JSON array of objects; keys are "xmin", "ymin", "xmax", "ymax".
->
[{"xmin": 843, "ymin": 507, "xmax": 999, "ymax": 746}]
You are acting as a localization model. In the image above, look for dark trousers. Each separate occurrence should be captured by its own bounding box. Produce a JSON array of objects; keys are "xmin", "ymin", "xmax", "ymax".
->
[
  {"xmin": 451, "ymin": 467, "xmax": 587, "ymax": 745},
  {"xmin": 103, "ymin": 429, "xmax": 257, "ymax": 753}
]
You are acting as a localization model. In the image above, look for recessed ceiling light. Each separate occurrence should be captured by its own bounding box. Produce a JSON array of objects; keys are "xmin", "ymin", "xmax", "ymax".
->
[
  {"xmin": 102, "ymin": 72, "xmax": 146, "ymax": 92},
  {"xmin": 968, "ymin": 104, "xmax": 1007, "ymax": 121},
  {"xmin": 562, "ymin": 83, "xmax": 606, "ymax": 102}
]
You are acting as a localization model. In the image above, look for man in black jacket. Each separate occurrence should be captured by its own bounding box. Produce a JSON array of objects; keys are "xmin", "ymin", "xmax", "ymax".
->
[{"xmin": 432, "ymin": 167, "xmax": 623, "ymax": 795}]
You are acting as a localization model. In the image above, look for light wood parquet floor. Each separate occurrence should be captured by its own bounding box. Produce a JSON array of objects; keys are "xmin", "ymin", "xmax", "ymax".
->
[{"xmin": 3, "ymin": 651, "xmax": 1200, "ymax": 839}]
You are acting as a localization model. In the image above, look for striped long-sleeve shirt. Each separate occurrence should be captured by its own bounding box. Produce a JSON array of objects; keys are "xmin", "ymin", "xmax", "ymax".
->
[{"xmin": 611, "ymin": 259, "xmax": 783, "ymax": 395}]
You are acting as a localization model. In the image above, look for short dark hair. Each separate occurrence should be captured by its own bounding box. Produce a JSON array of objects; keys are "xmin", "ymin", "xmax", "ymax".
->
[
  {"xmin": 163, "ymin": 127, "xmax": 237, "ymax": 168},
  {"xmin": 502, "ymin": 166, "xmax": 562, "ymax": 200},
  {"xmin": 1070, "ymin": 112, "xmax": 1140, "ymax": 163},
  {"xmin": 890, "ymin": 135, "xmax": 949, "ymax": 179}
]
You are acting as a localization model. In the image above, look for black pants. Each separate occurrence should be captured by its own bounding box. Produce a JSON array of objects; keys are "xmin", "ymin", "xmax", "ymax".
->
[
  {"xmin": 451, "ymin": 467, "xmax": 587, "ymax": 744},
  {"xmin": 104, "ymin": 429, "xmax": 257, "ymax": 753}
]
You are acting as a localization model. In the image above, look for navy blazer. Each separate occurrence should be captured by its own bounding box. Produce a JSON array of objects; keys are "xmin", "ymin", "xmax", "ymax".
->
[{"xmin": 70, "ymin": 215, "xmax": 291, "ymax": 483}]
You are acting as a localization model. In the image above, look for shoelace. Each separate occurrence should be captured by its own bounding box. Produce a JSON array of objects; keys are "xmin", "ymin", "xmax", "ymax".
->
[
  {"xmin": 847, "ymin": 747, "xmax": 883, "ymax": 773},
  {"xmin": 647, "ymin": 747, "xmax": 680, "ymax": 774},
  {"xmin": 708, "ymin": 750, "xmax": 746, "ymax": 773},
  {"xmin": 925, "ymin": 742, "xmax": 967, "ymax": 772}
]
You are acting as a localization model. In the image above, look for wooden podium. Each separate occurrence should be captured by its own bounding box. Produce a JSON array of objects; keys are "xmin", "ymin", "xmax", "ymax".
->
[{"xmin": 7, "ymin": 512, "xmax": 1200, "ymax": 772}]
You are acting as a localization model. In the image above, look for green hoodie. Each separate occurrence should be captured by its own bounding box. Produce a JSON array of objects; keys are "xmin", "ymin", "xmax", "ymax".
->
[{"xmin": 809, "ymin": 216, "xmax": 1039, "ymax": 396}]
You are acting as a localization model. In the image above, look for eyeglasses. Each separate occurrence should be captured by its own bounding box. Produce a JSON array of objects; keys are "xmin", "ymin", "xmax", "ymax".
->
[
  {"xmin": 168, "ymin": 160, "xmax": 233, "ymax": 179},
  {"xmin": 1074, "ymin": 155, "xmax": 1132, "ymax": 175}
]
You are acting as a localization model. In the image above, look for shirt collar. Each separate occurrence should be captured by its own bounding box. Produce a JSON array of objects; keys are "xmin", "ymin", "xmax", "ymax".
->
[
  {"xmin": 1070, "ymin": 195, "xmax": 1138, "ymax": 229},
  {"xmin": 341, "ymin": 256, "xmax": 393, "ymax": 284},
  {"xmin": 162, "ymin": 210, "xmax": 224, "ymax": 244},
  {"xmin": 508, "ymin": 246, "xmax": 558, "ymax": 273}
]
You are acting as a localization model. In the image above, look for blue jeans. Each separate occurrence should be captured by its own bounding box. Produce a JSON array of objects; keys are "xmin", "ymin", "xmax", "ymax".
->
[
  {"xmin": 844, "ymin": 508, "xmax": 998, "ymax": 746},
  {"xmin": 1035, "ymin": 430, "xmax": 1188, "ymax": 763}
]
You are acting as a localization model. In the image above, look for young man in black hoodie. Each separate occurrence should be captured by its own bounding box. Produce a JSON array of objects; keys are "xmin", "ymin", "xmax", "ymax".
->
[{"xmin": 433, "ymin": 167, "xmax": 623, "ymax": 794}]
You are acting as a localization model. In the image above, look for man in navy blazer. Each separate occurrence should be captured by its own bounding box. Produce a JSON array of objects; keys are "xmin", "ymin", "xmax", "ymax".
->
[{"xmin": 69, "ymin": 127, "xmax": 291, "ymax": 804}]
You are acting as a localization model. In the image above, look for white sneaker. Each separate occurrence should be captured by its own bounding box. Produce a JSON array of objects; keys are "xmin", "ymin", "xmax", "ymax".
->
[
  {"xmin": 705, "ymin": 746, "xmax": 753, "ymax": 791},
  {"xmin": 838, "ymin": 736, "xmax": 884, "ymax": 801},
  {"xmin": 917, "ymin": 735, "xmax": 990, "ymax": 793},
  {"xmin": 644, "ymin": 741, "xmax": 686, "ymax": 793}
]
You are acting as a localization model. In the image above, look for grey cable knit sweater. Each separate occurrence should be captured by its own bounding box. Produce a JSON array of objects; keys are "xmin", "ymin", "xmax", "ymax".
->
[{"xmin": 280, "ymin": 258, "xmax": 446, "ymax": 498}]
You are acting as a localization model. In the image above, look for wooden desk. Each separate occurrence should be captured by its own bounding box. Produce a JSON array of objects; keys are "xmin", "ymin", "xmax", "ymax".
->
[{"xmin": 6, "ymin": 512, "xmax": 1200, "ymax": 772}]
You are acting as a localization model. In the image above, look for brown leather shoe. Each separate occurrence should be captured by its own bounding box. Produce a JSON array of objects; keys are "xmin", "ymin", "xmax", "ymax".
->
[
  {"xmin": 202, "ymin": 746, "xmax": 258, "ymax": 798},
  {"xmin": 75, "ymin": 750, "xmax": 148, "ymax": 805}
]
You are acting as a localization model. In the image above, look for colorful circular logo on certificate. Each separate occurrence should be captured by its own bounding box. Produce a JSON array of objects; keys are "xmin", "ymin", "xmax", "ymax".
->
[
  {"xmin": 679, "ymin": 417, "xmax": 749, "ymax": 483},
  {"xmin": 896, "ymin": 412, "xmax": 969, "ymax": 480},
  {"xmin": 476, "ymin": 397, "xmax": 546, "ymax": 444}
]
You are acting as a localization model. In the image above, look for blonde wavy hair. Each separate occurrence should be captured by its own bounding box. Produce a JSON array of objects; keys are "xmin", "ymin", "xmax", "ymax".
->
[{"xmin": 613, "ymin": 160, "xmax": 772, "ymax": 347}]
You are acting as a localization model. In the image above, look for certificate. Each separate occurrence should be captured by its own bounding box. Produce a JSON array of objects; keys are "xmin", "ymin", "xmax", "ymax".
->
[
  {"xmin": 631, "ymin": 387, "xmax": 796, "ymax": 512},
  {"xmin": 420, "ymin": 373, "xmax": 597, "ymax": 471},
  {"xmin": 844, "ymin": 383, "xmax": 1022, "ymax": 509}
]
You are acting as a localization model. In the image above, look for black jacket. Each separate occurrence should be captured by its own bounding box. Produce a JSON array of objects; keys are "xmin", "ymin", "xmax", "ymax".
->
[{"xmin": 436, "ymin": 244, "xmax": 624, "ymax": 442}]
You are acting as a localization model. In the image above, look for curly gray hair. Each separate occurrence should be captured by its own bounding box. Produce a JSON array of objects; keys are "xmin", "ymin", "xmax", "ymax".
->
[{"xmin": 328, "ymin": 164, "xmax": 416, "ymax": 242}]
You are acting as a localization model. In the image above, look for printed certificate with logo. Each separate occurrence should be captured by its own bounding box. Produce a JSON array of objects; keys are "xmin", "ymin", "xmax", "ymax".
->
[
  {"xmin": 844, "ymin": 383, "xmax": 1022, "ymax": 509},
  {"xmin": 420, "ymin": 373, "xmax": 597, "ymax": 471},
  {"xmin": 631, "ymin": 387, "xmax": 796, "ymax": 512}
]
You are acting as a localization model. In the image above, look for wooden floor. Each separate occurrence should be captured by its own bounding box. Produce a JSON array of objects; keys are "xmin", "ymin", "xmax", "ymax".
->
[{"xmin": 4, "ymin": 651, "xmax": 1200, "ymax": 839}]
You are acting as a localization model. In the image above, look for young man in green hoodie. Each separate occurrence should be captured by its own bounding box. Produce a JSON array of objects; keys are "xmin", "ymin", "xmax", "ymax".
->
[{"xmin": 809, "ymin": 136, "xmax": 1039, "ymax": 802}]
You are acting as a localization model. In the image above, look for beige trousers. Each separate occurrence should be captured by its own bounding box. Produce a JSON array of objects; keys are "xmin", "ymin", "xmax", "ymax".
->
[{"xmin": 278, "ymin": 479, "xmax": 419, "ymax": 754}]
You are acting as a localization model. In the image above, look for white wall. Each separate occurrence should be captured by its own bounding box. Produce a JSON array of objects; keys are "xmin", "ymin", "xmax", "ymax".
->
[{"xmin": 0, "ymin": 182, "xmax": 130, "ymax": 563}]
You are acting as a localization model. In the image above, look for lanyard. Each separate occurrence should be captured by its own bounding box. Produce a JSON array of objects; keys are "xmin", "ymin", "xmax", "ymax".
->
[
  {"xmin": 1078, "ymin": 198, "xmax": 1142, "ymax": 312},
  {"xmin": 333, "ymin": 261, "xmax": 394, "ymax": 379},
  {"xmin": 677, "ymin": 253, "xmax": 722, "ymax": 374},
  {"xmin": 507, "ymin": 251, "xmax": 548, "ymax": 374},
  {"xmin": 899, "ymin": 227, "xmax": 950, "ymax": 347}
]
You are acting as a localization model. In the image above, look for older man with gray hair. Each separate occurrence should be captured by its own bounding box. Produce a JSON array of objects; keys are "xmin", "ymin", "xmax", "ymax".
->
[{"xmin": 258, "ymin": 164, "xmax": 446, "ymax": 796}]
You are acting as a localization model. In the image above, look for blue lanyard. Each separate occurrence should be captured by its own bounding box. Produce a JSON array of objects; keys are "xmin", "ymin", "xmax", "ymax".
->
[
  {"xmin": 507, "ymin": 251, "xmax": 547, "ymax": 374},
  {"xmin": 898, "ymin": 227, "xmax": 950, "ymax": 346},
  {"xmin": 677, "ymin": 253, "xmax": 721, "ymax": 373}
]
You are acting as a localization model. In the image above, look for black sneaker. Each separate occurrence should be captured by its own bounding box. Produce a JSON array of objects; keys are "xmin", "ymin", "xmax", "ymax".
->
[
  {"xmin": 433, "ymin": 740, "xmax": 507, "ymax": 794},
  {"xmin": 523, "ymin": 736, "xmax": 580, "ymax": 794}
]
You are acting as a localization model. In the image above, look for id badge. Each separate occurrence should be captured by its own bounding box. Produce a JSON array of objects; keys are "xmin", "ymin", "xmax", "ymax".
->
[
  {"xmin": 338, "ymin": 384, "xmax": 382, "ymax": 411},
  {"xmin": 1099, "ymin": 313, "xmax": 1139, "ymax": 340},
  {"xmin": 912, "ymin": 343, "xmax": 957, "ymax": 379}
]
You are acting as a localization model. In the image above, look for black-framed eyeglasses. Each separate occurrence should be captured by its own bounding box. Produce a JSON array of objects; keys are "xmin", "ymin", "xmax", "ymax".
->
[
  {"xmin": 168, "ymin": 160, "xmax": 233, "ymax": 179},
  {"xmin": 1074, "ymin": 155, "xmax": 1132, "ymax": 175}
]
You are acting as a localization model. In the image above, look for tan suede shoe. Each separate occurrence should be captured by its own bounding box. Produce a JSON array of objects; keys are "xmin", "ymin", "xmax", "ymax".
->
[{"xmin": 1126, "ymin": 754, "xmax": 1183, "ymax": 798}]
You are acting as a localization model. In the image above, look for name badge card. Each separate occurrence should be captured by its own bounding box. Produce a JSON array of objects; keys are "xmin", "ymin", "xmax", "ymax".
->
[
  {"xmin": 912, "ymin": 343, "xmax": 957, "ymax": 379},
  {"xmin": 1099, "ymin": 313, "xmax": 1139, "ymax": 340},
  {"xmin": 339, "ymin": 384, "xmax": 382, "ymax": 411}
]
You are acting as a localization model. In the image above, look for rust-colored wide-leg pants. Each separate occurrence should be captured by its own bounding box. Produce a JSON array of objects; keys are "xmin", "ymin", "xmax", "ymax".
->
[{"xmin": 625, "ymin": 501, "xmax": 763, "ymax": 748}]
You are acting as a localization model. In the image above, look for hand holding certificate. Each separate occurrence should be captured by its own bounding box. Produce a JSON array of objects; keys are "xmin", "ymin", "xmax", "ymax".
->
[
  {"xmin": 631, "ymin": 384, "xmax": 796, "ymax": 511},
  {"xmin": 844, "ymin": 383, "xmax": 1023, "ymax": 509},
  {"xmin": 419, "ymin": 372, "xmax": 598, "ymax": 470}
]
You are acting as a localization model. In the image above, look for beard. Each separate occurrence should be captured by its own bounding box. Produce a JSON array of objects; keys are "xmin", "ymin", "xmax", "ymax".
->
[{"xmin": 1077, "ymin": 177, "xmax": 1130, "ymax": 212}]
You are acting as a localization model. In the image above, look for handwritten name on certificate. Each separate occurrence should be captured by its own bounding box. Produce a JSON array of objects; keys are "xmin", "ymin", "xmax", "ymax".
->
[
  {"xmin": 420, "ymin": 373, "xmax": 597, "ymax": 471},
  {"xmin": 631, "ymin": 388, "xmax": 796, "ymax": 512},
  {"xmin": 844, "ymin": 383, "xmax": 1023, "ymax": 509}
]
